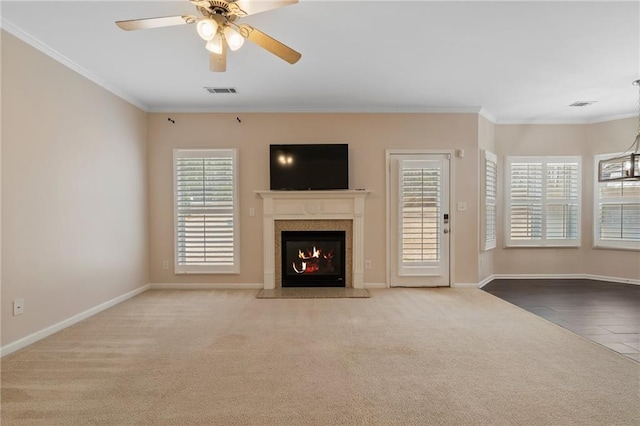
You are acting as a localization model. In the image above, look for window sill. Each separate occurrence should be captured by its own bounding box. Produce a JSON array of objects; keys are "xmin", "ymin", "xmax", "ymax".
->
[
  {"xmin": 503, "ymin": 245, "xmax": 581, "ymax": 249},
  {"xmin": 592, "ymin": 244, "xmax": 640, "ymax": 252}
]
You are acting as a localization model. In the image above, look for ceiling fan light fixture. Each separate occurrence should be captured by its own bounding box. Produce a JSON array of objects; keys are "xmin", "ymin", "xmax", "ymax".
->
[
  {"xmin": 224, "ymin": 26, "xmax": 245, "ymax": 51},
  {"xmin": 205, "ymin": 34, "xmax": 224, "ymax": 54},
  {"xmin": 116, "ymin": 0, "xmax": 302, "ymax": 72},
  {"xmin": 197, "ymin": 19, "xmax": 218, "ymax": 41}
]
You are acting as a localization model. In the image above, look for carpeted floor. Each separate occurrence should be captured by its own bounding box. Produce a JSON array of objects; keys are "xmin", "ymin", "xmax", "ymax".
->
[{"xmin": 1, "ymin": 288, "xmax": 639, "ymax": 425}]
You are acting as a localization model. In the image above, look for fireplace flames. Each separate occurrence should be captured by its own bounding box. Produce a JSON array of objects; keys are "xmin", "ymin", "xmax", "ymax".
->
[{"xmin": 292, "ymin": 246, "xmax": 335, "ymax": 274}]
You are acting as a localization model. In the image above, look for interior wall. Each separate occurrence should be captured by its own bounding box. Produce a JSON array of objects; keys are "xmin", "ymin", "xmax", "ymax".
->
[
  {"xmin": 583, "ymin": 118, "xmax": 640, "ymax": 280},
  {"xmin": 1, "ymin": 31, "xmax": 149, "ymax": 347},
  {"xmin": 147, "ymin": 113, "xmax": 480, "ymax": 286},
  {"xmin": 478, "ymin": 114, "xmax": 495, "ymax": 282},
  {"xmin": 494, "ymin": 121, "xmax": 640, "ymax": 281},
  {"xmin": 0, "ymin": 29, "xmax": 4, "ymax": 346}
]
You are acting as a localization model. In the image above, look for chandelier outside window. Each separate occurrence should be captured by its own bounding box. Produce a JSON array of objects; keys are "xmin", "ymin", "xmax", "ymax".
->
[{"xmin": 598, "ymin": 79, "xmax": 640, "ymax": 182}]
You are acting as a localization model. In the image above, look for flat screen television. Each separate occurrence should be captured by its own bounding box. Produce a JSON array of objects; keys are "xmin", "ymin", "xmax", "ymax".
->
[{"xmin": 269, "ymin": 144, "xmax": 349, "ymax": 190}]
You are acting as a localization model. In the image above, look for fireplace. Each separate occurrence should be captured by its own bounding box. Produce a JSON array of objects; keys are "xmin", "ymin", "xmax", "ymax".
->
[
  {"xmin": 281, "ymin": 231, "xmax": 346, "ymax": 287},
  {"xmin": 257, "ymin": 190, "xmax": 370, "ymax": 290}
]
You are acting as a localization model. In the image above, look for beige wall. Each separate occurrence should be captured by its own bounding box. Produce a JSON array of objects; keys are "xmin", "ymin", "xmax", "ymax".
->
[
  {"xmin": 1, "ymin": 30, "xmax": 4, "ymax": 345},
  {"xmin": 147, "ymin": 113, "xmax": 480, "ymax": 286},
  {"xmin": 584, "ymin": 118, "xmax": 640, "ymax": 280},
  {"xmin": 1, "ymin": 32, "xmax": 149, "ymax": 346},
  {"xmin": 494, "ymin": 121, "xmax": 640, "ymax": 281}
]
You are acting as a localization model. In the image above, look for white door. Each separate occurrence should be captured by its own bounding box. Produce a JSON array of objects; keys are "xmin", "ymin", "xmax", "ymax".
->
[{"xmin": 388, "ymin": 153, "xmax": 450, "ymax": 287}]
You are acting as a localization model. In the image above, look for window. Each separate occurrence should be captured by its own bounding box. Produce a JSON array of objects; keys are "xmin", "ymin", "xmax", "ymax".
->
[
  {"xmin": 505, "ymin": 156, "xmax": 581, "ymax": 247},
  {"xmin": 398, "ymin": 159, "xmax": 443, "ymax": 275},
  {"xmin": 482, "ymin": 150, "xmax": 497, "ymax": 251},
  {"xmin": 594, "ymin": 154, "xmax": 640, "ymax": 250},
  {"xmin": 173, "ymin": 149, "xmax": 239, "ymax": 273}
]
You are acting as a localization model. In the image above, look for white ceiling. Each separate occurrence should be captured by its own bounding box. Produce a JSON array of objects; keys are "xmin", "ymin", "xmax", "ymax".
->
[{"xmin": 1, "ymin": 0, "xmax": 639, "ymax": 123}]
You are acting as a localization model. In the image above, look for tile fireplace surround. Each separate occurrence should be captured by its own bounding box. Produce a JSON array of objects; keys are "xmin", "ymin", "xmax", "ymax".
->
[{"xmin": 257, "ymin": 190, "xmax": 370, "ymax": 290}]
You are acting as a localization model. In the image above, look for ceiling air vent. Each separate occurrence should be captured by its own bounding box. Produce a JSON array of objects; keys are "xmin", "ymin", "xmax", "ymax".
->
[
  {"xmin": 204, "ymin": 87, "xmax": 238, "ymax": 94},
  {"xmin": 569, "ymin": 101, "xmax": 596, "ymax": 107}
]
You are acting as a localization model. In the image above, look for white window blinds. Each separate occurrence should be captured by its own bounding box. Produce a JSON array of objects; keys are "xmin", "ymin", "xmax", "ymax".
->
[
  {"xmin": 594, "ymin": 154, "xmax": 640, "ymax": 250},
  {"xmin": 174, "ymin": 149, "xmax": 239, "ymax": 274},
  {"xmin": 483, "ymin": 150, "xmax": 497, "ymax": 250},
  {"xmin": 505, "ymin": 156, "xmax": 581, "ymax": 247},
  {"xmin": 399, "ymin": 160, "xmax": 441, "ymax": 273}
]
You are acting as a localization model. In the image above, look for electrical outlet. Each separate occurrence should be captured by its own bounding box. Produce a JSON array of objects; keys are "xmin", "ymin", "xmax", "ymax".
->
[
  {"xmin": 162, "ymin": 260, "xmax": 169, "ymax": 270},
  {"xmin": 365, "ymin": 260, "xmax": 372, "ymax": 270},
  {"xmin": 13, "ymin": 299, "xmax": 24, "ymax": 316}
]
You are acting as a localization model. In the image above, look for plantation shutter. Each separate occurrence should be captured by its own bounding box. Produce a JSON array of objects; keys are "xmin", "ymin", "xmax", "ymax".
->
[
  {"xmin": 506, "ymin": 156, "xmax": 581, "ymax": 247},
  {"xmin": 398, "ymin": 159, "xmax": 441, "ymax": 275},
  {"xmin": 546, "ymin": 162, "xmax": 580, "ymax": 240},
  {"xmin": 484, "ymin": 151, "xmax": 497, "ymax": 250},
  {"xmin": 174, "ymin": 149, "xmax": 239, "ymax": 274},
  {"xmin": 508, "ymin": 162, "xmax": 543, "ymax": 241},
  {"xmin": 594, "ymin": 156, "xmax": 640, "ymax": 250}
]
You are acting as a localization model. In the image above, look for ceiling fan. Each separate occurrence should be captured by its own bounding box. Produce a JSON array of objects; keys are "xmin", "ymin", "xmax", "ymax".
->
[{"xmin": 116, "ymin": 0, "xmax": 301, "ymax": 72}]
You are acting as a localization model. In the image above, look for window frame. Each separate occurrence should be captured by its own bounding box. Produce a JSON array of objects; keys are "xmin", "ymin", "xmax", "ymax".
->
[
  {"xmin": 173, "ymin": 148, "xmax": 240, "ymax": 274},
  {"xmin": 504, "ymin": 155, "xmax": 582, "ymax": 248},
  {"xmin": 593, "ymin": 153, "xmax": 640, "ymax": 251},
  {"xmin": 481, "ymin": 150, "xmax": 497, "ymax": 251}
]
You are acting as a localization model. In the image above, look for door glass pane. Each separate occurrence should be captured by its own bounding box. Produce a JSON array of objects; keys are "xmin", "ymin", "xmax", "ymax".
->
[{"xmin": 401, "ymin": 164, "xmax": 440, "ymax": 266}]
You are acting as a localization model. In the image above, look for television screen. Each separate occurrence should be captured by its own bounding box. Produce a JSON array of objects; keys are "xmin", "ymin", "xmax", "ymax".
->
[{"xmin": 269, "ymin": 144, "xmax": 349, "ymax": 190}]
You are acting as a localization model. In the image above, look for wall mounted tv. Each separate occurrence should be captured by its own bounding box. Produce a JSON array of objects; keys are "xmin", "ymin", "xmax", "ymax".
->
[{"xmin": 270, "ymin": 144, "xmax": 349, "ymax": 190}]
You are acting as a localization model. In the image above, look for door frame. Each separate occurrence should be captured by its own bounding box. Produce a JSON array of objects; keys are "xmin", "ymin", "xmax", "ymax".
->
[{"xmin": 385, "ymin": 149, "xmax": 456, "ymax": 288}]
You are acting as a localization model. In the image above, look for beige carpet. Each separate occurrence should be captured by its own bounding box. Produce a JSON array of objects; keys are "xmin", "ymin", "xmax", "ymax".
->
[{"xmin": 1, "ymin": 288, "xmax": 638, "ymax": 425}]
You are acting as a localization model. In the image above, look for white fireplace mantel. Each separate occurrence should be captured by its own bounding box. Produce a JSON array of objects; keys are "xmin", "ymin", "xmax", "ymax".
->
[{"xmin": 256, "ymin": 190, "xmax": 370, "ymax": 290}]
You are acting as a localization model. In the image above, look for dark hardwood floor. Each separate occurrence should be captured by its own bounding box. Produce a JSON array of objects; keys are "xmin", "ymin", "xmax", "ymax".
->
[{"xmin": 482, "ymin": 279, "xmax": 640, "ymax": 362}]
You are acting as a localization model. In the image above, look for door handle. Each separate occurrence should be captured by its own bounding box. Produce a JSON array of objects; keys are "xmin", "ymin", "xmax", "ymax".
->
[{"xmin": 443, "ymin": 229, "xmax": 449, "ymax": 234}]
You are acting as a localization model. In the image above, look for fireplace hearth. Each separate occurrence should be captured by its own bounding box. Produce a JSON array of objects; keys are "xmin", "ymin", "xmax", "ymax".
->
[{"xmin": 281, "ymin": 231, "xmax": 346, "ymax": 287}]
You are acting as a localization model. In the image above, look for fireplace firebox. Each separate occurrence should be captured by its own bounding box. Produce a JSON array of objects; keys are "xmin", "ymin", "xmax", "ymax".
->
[{"xmin": 281, "ymin": 231, "xmax": 346, "ymax": 287}]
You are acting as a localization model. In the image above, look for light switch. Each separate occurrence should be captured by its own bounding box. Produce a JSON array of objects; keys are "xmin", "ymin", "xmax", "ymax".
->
[{"xmin": 457, "ymin": 202, "xmax": 467, "ymax": 212}]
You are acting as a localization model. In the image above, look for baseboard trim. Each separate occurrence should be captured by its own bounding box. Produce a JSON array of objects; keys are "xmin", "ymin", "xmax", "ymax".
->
[
  {"xmin": 451, "ymin": 283, "xmax": 480, "ymax": 289},
  {"xmin": 478, "ymin": 276, "xmax": 495, "ymax": 288},
  {"xmin": 486, "ymin": 274, "xmax": 640, "ymax": 286},
  {"xmin": 581, "ymin": 274, "xmax": 639, "ymax": 286},
  {"xmin": 1, "ymin": 284, "xmax": 150, "ymax": 358},
  {"xmin": 364, "ymin": 283, "xmax": 388, "ymax": 289},
  {"xmin": 148, "ymin": 283, "xmax": 263, "ymax": 290}
]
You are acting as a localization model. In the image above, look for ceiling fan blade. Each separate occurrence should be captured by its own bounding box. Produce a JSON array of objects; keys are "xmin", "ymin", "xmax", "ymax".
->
[
  {"xmin": 238, "ymin": 24, "xmax": 301, "ymax": 64},
  {"xmin": 210, "ymin": 45, "xmax": 227, "ymax": 72},
  {"xmin": 190, "ymin": 0, "xmax": 212, "ymax": 9},
  {"xmin": 116, "ymin": 15, "xmax": 197, "ymax": 31},
  {"xmin": 229, "ymin": 0, "xmax": 297, "ymax": 17}
]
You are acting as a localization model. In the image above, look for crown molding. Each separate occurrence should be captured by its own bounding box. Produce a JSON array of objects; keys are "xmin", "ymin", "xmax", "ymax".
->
[
  {"xmin": 147, "ymin": 106, "xmax": 485, "ymax": 114},
  {"xmin": 0, "ymin": 17, "xmax": 148, "ymax": 112},
  {"xmin": 588, "ymin": 112, "xmax": 637, "ymax": 124},
  {"xmin": 496, "ymin": 111, "xmax": 637, "ymax": 125},
  {"xmin": 478, "ymin": 108, "xmax": 497, "ymax": 124}
]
